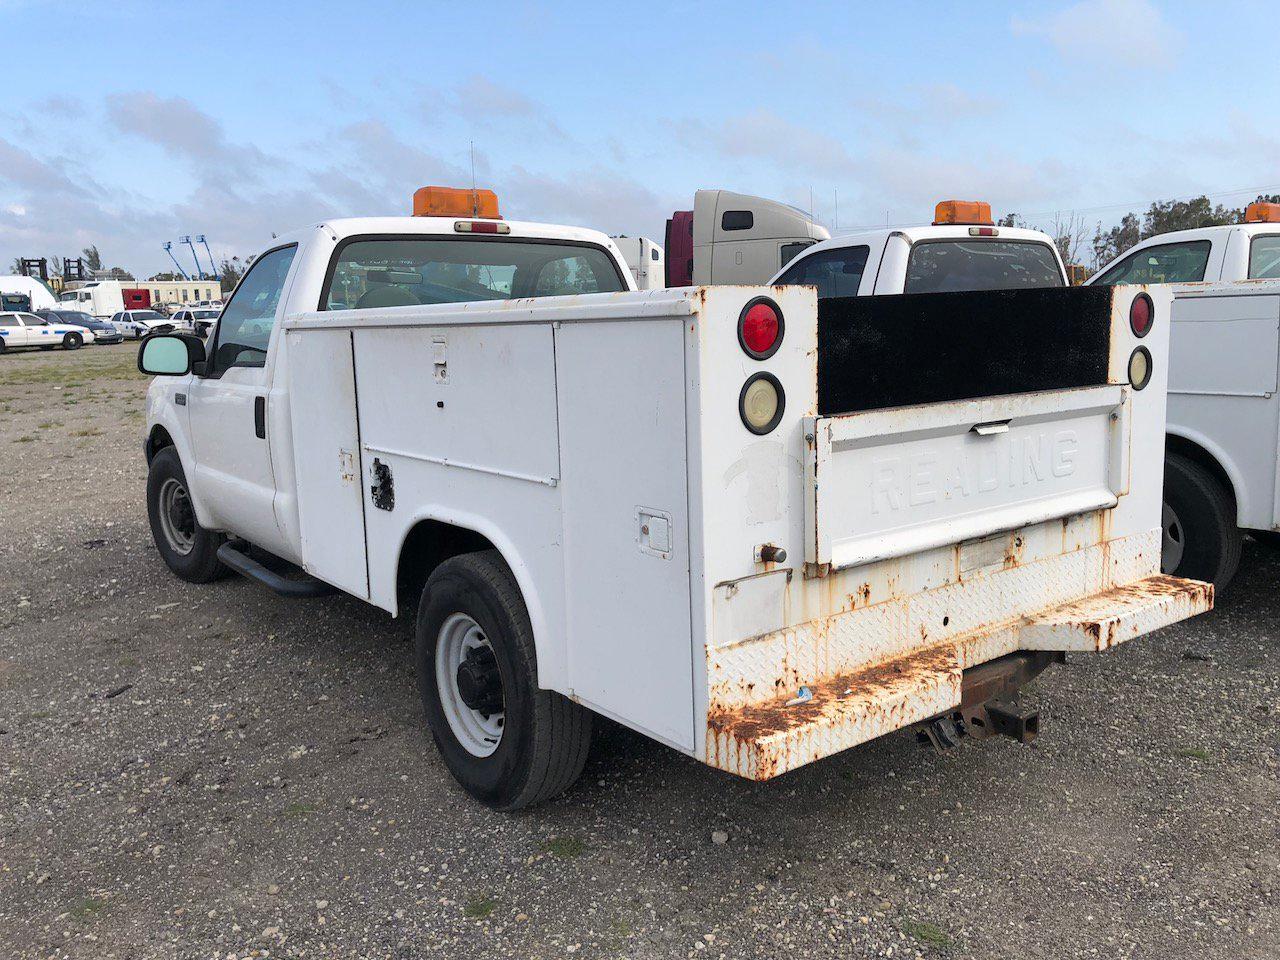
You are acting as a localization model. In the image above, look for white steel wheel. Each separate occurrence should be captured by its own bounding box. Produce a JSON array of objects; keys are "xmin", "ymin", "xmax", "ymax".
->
[
  {"xmin": 434, "ymin": 612, "xmax": 505, "ymax": 758},
  {"xmin": 157, "ymin": 476, "xmax": 196, "ymax": 556}
]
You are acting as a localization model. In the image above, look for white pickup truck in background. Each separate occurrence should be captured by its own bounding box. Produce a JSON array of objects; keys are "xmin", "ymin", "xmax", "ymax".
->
[
  {"xmin": 771, "ymin": 200, "xmax": 1068, "ymax": 295},
  {"xmin": 137, "ymin": 184, "xmax": 1211, "ymax": 810},
  {"xmin": 1087, "ymin": 201, "xmax": 1280, "ymax": 586}
]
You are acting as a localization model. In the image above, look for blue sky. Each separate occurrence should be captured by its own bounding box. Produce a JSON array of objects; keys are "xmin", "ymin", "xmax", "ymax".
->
[{"xmin": 2, "ymin": 0, "xmax": 1276, "ymax": 276}]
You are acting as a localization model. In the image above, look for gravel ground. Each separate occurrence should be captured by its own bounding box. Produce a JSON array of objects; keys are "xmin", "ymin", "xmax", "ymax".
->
[{"xmin": 1, "ymin": 342, "xmax": 1277, "ymax": 960}]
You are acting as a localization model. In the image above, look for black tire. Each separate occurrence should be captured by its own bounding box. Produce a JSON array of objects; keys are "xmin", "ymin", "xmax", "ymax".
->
[
  {"xmin": 40, "ymin": 345, "xmax": 54, "ymax": 351},
  {"xmin": 0, "ymin": 337, "xmax": 6, "ymax": 354},
  {"xmin": 1250, "ymin": 530, "xmax": 1280, "ymax": 549},
  {"xmin": 146, "ymin": 447, "xmax": 229, "ymax": 583},
  {"xmin": 62, "ymin": 332, "xmax": 83, "ymax": 350},
  {"xmin": 1163, "ymin": 453, "xmax": 1241, "ymax": 588},
  {"xmin": 416, "ymin": 550, "xmax": 591, "ymax": 811}
]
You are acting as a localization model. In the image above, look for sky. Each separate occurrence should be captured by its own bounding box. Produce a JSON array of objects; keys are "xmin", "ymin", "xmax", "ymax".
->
[{"xmin": 2, "ymin": 0, "xmax": 1277, "ymax": 278}]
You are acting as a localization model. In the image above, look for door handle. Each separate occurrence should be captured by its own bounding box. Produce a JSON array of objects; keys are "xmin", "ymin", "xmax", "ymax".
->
[
  {"xmin": 971, "ymin": 419, "xmax": 1011, "ymax": 436},
  {"xmin": 254, "ymin": 396, "xmax": 266, "ymax": 439}
]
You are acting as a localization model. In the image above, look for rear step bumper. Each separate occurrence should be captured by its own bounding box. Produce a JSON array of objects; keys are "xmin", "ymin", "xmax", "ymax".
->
[
  {"xmin": 705, "ymin": 573, "xmax": 1212, "ymax": 781},
  {"xmin": 216, "ymin": 543, "xmax": 334, "ymax": 598}
]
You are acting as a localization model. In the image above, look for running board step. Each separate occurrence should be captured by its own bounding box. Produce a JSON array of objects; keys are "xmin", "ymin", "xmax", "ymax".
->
[
  {"xmin": 216, "ymin": 543, "xmax": 334, "ymax": 598},
  {"xmin": 1020, "ymin": 574, "xmax": 1213, "ymax": 651}
]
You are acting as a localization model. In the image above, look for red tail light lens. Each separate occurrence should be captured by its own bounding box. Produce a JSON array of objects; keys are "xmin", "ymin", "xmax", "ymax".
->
[
  {"xmin": 738, "ymin": 297, "xmax": 784, "ymax": 360},
  {"xmin": 1130, "ymin": 292, "xmax": 1153, "ymax": 338}
]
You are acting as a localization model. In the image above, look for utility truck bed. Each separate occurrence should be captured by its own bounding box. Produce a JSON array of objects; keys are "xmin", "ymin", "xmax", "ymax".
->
[{"xmin": 279, "ymin": 283, "xmax": 1208, "ymax": 779}]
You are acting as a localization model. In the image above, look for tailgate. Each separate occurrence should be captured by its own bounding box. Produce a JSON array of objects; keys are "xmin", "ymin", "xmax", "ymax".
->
[{"xmin": 803, "ymin": 384, "xmax": 1128, "ymax": 572}]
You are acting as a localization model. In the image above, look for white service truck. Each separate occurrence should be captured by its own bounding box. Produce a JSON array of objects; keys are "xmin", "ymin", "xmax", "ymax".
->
[
  {"xmin": 138, "ymin": 186, "xmax": 1211, "ymax": 810},
  {"xmin": 770, "ymin": 200, "xmax": 1068, "ymax": 295},
  {"xmin": 1087, "ymin": 201, "xmax": 1280, "ymax": 586}
]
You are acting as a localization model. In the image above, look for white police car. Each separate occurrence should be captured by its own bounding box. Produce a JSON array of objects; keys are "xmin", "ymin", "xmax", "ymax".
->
[{"xmin": 0, "ymin": 311, "xmax": 96, "ymax": 354}]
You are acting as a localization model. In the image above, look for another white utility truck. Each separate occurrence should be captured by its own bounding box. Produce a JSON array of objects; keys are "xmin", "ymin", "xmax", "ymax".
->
[
  {"xmin": 1088, "ymin": 200, "xmax": 1280, "ymax": 586},
  {"xmin": 771, "ymin": 200, "xmax": 1068, "ymax": 295},
  {"xmin": 139, "ymin": 185, "xmax": 1211, "ymax": 810}
]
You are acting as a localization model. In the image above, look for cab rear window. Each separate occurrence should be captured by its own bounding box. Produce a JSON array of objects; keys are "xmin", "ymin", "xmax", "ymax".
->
[
  {"xmin": 322, "ymin": 237, "xmax": 627, "ymax": 311},
  {"xmin": 904, "ymin": 240, "xmax": 1064, "ymax": 294},
  {"xmin": 1248, "ymin": 235, "xmax": 1280, "ymax": 279}
]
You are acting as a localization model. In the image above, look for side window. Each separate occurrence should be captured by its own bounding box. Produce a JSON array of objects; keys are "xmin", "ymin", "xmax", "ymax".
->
[
  {"xmin": 210, "ymin": 244, "xmax": 297, "ymax": 373},
  {"xmin": 1094, "ymin": 240, "xmax": 1211, "ymax": 285},
  {"xmin": 780, "ymin": 241, "xmax": 814, "ymax": 269},
  {"xmin": 775, "ymin": 246, "xmax": 871, "ymax": 299},
  {"xmin": 1248, "ymin": 235, "xmax": 1280, "ymax": 279},
  {"xmin": 721, "ymin": 210, "xmax": 753, "ymax": 231}
]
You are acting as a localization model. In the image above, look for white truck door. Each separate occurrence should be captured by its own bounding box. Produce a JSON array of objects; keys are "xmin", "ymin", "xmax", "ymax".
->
[
  {"xmin": 187, "ymin": 244, "xmax": 299, "ymax": 554},
  {"xmin": 2, "ymin": 315, "xmax": 28, "ymax": 347}
]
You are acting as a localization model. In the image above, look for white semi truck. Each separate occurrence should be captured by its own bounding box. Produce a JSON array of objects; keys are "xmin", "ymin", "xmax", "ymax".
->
[
  {"xmin": 1087, "ymin": 200, "xmax": 1280, "ymax": 587},
  {"xmin": 137, "ymin": 185, "xmax": 1211, "ymax": 810}
]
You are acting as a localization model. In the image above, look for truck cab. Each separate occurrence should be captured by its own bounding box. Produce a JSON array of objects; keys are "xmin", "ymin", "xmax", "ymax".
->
[
  {"xmin": 665, "ymin": 189, "xmax": 830, "ymax": 287},
  {"xmin": 1087, "ymin": 201, "xmax": 1280, "ymax": 587},
  {"xmin": 771, "ymin": 200, "xmax": 1068, "ymax": 296}
]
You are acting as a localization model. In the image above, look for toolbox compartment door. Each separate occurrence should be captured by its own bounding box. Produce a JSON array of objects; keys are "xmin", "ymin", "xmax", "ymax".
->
[{"xmin": 804, "ymin": 385, "xmax": 1127, "ymax": 572}]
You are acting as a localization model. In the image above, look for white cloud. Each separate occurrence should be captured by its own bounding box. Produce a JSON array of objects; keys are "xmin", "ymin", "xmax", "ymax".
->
[{"xmin": 1012, "ymin": 0, "xmax": 1183, "ymax": 66}]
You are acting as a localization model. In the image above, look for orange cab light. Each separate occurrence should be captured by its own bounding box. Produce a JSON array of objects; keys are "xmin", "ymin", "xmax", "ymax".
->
[
  {"xmin": 933, "ymin": 200, "xmax": 993, "ymax": 226},
  {"xmin": 1245, "ymin": 201, "xmax": 1280, "ymax": 223},
  {"xmin": 413, "ymin": 186, "xmax": 502, "ymax": 219}
]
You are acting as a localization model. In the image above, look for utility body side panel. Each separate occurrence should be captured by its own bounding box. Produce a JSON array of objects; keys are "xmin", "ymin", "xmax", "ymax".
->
[
  {"xmin": 555, "ymin": 316, "xmax": 695, "ymax": 749},
  {"xmin": 1167, "ymin": 284, "xmax": 1280, "ymax": 530}
]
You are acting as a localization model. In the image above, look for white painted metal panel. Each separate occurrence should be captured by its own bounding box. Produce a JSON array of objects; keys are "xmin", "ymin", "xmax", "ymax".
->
[
  {"xmin": 353, "ymin": 324, "xmax": 561, "ymax": 486},
  {"xmin": 806, "ymin": 386, "xmax": 1126, "ymax": 571},
  {"xmin": 556, "ymin": 316, "xmax": 695, "ymax": 750},
  {"xmin": 284, "ymin": 328, "xmax": 369, "ymax": 598},
  {"xmin": 1170, "ymin": 291, "xmax": 1279, "ymax": 397}
]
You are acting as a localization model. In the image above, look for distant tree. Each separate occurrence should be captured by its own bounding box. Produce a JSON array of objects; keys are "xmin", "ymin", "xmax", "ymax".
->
[
  {"xmin": 81, "ymin": 245, "xmax": 102, "ymax": 272},
  {"xmin": 8, "ymin": 257, "xmax": 22, "ymax": 275},
  {"xmin": 103, "ymin": 266, "xmax": 134, "ymax": 280},
  {"xmin": 1091, "ymin": 212, "xmax": 1141, "ymax": 269},
  {"xmin": 1049, "ymin": 212, "xmax": 1089, "ymax": 269},
  {"xmin": 217, "ymin": 255, "xmax": 252, "ymax": 291},
  {"xmin": 1143, "ymin": 196, "xmax": 1236, "ymax": 235},
  {"xmin": 47, "ymin": 255, "xmax": 63, "ymax": 277},
  {"xmin": 148, "ymin": 271, "xmax": 184, "ymax": 282},
  {"xmin": 996, "ymin": 212, "xmax": 1027, "ymax": 228}
]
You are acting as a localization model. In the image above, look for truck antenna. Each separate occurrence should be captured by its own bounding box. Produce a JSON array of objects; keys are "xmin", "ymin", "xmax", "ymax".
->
[{"xmin": 470, "ymin": 141, "xmax": 479, "ymax": 216}]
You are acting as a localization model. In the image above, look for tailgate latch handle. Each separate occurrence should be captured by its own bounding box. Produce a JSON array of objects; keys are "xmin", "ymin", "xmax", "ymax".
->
[{"xmin": 971, "ymin": 419, "xmax": 1011, "ymax": 436}]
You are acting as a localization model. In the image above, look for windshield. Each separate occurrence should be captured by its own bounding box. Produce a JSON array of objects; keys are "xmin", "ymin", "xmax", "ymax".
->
[
  {"xmin": 134, "ymin": 311, "xmax": 165, "ymax": 320},
  {"xmin": 321, "ymin": 237, "xmax": 627, "ymax": 310},
  {"xmin": 193, "ymin": 309, "xmax": 220, "ymax": 318},
  {"xmin": 904, "ymin": 240, "xmax": 1064, "ymax": 294}
]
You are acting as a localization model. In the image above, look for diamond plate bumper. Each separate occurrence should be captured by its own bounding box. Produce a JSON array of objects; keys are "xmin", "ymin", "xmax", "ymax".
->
[{"xmin": 704, "ymin": 573, "xmax": 1212, "ymax": 781}]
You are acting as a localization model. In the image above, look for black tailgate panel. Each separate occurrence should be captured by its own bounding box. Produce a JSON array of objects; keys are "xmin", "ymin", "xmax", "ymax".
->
[{"xmin": 817, "ymin": 286, "xmax": 1114, "ymax": 415}]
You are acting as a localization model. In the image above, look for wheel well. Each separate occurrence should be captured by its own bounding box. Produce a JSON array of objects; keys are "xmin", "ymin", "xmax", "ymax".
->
[
  {"xmin": 145, "ymin": 425, "xmax": 174, "ymax": 464},
  {"xmin": 396, "ymin": 519, "xmax": 496, "ymax": 616},
  {"xmin": 1166, "ymin": 434, "xmax": 1236, "ymax": 508}
]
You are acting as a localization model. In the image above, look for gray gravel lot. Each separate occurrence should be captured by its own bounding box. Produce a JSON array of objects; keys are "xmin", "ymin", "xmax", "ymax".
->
[{"xmin": 1, "ymin": 342, "xmax": 1277, "ymax": 960}]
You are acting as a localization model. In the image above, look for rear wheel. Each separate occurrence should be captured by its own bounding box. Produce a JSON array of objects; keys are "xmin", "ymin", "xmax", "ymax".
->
[
  {"xmin": 0, "ymin": 337, "xmax": 6, "ymax": 355},
  {"xmin": 146, "ymin": 447, "xmax": 229, "ymax": 583},
  {"xmin": 1162, "ymin": 453, "xmax": 1241, "ymax": 588},
  {"xmin": 415, "ymin": 550, "xmax": 591, "ymax": 810},
  {"xmin": 61, "ymin": 332, "xmax": 83, "ymax": 350}
]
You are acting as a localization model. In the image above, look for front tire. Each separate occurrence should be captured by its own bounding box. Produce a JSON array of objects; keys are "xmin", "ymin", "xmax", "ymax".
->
[
  {"xmin": 1162, "ymin": 453, "xmax": 1241, "ymax": 588},
  {"xmin": 146, "ymin": 447, "xmax": 229, "ymax": 583},
  {"xmin": 62, "ymin": 332, "xmax": 83, "ymax": 350},
  {"xmin": 415, "ymin": 550, "xmax": 591, "ymax": 811}
]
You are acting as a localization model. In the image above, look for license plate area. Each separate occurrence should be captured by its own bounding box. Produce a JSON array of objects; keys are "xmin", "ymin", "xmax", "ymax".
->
[{"xmin": 804, "ymin": 385, "xmax": 1127, "ymax": 574}]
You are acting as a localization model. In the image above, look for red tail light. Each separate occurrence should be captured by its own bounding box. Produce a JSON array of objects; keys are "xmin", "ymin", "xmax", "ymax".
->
[
  {"xmin": 738, "ymin": 297, "xmax": 784, "ymax": 360},
  {"xmin": 1130, "ymin": 293, "xmax": 1153, "ymax": 338}
]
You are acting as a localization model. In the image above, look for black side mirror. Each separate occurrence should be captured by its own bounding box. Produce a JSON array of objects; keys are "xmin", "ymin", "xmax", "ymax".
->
[{"xmin": 137, "ymin": 333, "xmax": 206, "ymax": 377}]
